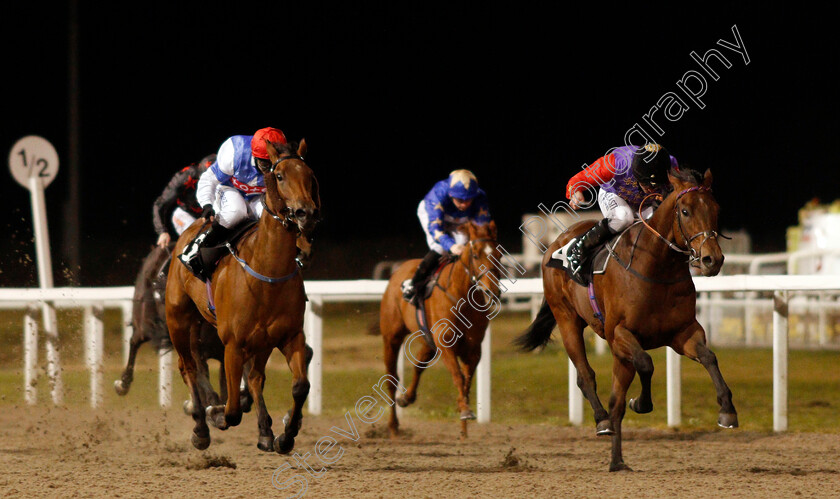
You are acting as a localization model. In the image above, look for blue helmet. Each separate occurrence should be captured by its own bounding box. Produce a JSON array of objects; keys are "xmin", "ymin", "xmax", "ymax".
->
[{"xmin": 447, "ymin": 169, "xmax": 480, "ymax": 200}]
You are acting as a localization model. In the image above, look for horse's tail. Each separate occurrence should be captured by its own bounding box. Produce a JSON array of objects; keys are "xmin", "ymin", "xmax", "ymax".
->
[
  {"xmin": 367, "ymin": 319, "xmax": 381, "ymax": 336},
  {"xmin": 513, "ymin": 299, "xmax": 556, "ymax": 351}
]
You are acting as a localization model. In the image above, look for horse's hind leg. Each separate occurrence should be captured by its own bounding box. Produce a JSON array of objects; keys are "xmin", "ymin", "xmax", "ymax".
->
[
  {"xmin": 247, "ymin": 350, "xmax": 275, "ymax": 452},
  {"xmin": 457, "ymin": 347, "xmax": 481, "ymax": 438},
  {"xmin": 438, "ymin": 347, "xmax": 471, "ymax": 439},
  {"xmin": 607, "ymin": 354, "xmax": 636, "ymax": 472},
  {"xmin": 114, "ymin": 327, "xmax": 148, "ymax": 396},
  {"xmin": 274, "ymin": 332, "xmax": 310, "ymax": 455},
  {"xmin": 671, "ymin": 321, "xmax": 738, "ymax": 428},
  {"xmin": 383, "ymin": 331, "xmax": 405, "ymax": 437},
  {"xmin": 169, "ymin": 317, "xmax": 211, "ymax": 450},
  {"xmin": 556, "ymin": 312, "xmax": 611, "ymax": 434}
]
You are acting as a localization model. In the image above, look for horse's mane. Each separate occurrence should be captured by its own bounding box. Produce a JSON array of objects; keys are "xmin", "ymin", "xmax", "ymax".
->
[{"xmin": 669, "ymin": 165, "xmax": 704, "ymax": 185}]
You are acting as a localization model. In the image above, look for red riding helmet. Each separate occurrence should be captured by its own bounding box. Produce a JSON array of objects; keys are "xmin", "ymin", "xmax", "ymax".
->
[{"xmin": 251, "ymin": 127, "xmax": 288, "ymax": 159}]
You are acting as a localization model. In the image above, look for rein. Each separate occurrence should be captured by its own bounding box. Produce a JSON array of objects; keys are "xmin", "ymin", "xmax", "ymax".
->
[
  {"xmin": 434, "ymin": 237, "xmax": 498, "ymax": 304},
  {"xmin": 637, "ymin": 186, "xmax": 726, "ymax": 267},
  {"xmin": 258, "ymin": 153, "xmax": 312, "ymax": 232}
]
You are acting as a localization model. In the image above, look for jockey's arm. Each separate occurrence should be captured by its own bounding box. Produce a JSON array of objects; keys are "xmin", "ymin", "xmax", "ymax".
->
[
  {"xmin": 424, "ymin": 188, "xmax": 457, "ymax": 252},
  {"xmin": 566, "ymin": 153, "xmax": 617, "ymax": 205},
  {"xmin": 196, "ymin": 139, "xmax": 235, "ymax": 208},
  {"xmin": 152, "ymin": 169, "xmax": 189, "ymax": 236}
]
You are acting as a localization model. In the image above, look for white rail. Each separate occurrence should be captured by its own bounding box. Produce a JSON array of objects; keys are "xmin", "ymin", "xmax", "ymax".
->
[{"xmin": 3, "ymin": 274, "xmax": 838, "ymax": 432}]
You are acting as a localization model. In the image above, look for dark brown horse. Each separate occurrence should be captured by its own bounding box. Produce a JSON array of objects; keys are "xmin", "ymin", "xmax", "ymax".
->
[
  {"xmin": 516, "ymin": 168, "xmax": 737, "ymax": 471},
  {"xmin": 166, "ymin": 139, "xmax": 319, "ymax": 454},
  {"xmin": 378, "ymin": 221, "xmax": 500, "ymax": 439}
]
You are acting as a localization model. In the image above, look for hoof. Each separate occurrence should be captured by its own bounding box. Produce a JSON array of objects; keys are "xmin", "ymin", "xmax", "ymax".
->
[
  {"xmin": 629, "ymin": 398, "xmax": 653, "ymax": 414},
  {"xmin": 257, "ymin": 434, "xmax": 275, "ymax": 452},
  {"xmin": 206, "ymin": 406, "xmax": 228, "ymax": 430},
  {"xmin": 191, "ymin": 433, "xmax": 211, "ymax": 450},
  {"xmin": 240, "ymin": 393, "xmax": 253, "ymax": 414},
  {"xmin": 609, "ymin": 462, "xmax": 633, "ymax": 472},
  {"xmin": 596, "ymin": 419, "xmax": 614, "ymax": 436},
  {"xmin": 114, "ymin": 380, "xmax": 129, "ymax": 396},
  {"xmin": 395, "ymin": 396, "xmax": 410, "ymax": 408},
  {"xmin": 718, "ymin": 412, "xmax": 739, "ymax": 429},
  {"xmin": 183, "ymin": 400, "xmax": 194, "ymax": 416},
  {"xmin": 225, "ymin": 411, "xmax": 242, "ymax": 428},
  {"xmin": 459, "ymin": 409, "xmax": 476, "ymax": 421},
  {"xmin": 274, "ymin": 434, "xmax": 295, "ymax": 454}
]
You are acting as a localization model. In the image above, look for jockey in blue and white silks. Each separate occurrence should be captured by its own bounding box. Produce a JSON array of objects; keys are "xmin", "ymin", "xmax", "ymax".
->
[
  {"xmin": 402, "ymin": 169, "xmax": 492, "ymax": 303},
  {"xmin": 179, "ymin": 127, "xmax": 287, "ymax": 281}
]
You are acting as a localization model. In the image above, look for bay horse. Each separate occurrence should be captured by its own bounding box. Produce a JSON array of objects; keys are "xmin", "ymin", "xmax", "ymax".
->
[
  {"xmin": 516, "ymin": 168, "xmax": 737, "ymax": 471},
  {"xmin": 166, "ymin": 139, "xmax": 319, "ymax": 454},
  {"xmin": 378, "ymin": 221, "xmax": 500, "ymax": 439}
]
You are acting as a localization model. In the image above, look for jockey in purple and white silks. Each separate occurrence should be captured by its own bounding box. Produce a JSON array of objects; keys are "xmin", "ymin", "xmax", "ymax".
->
[
  {"xmin": 178, "ymin": 127, "xmax": 287, "ymax": 281},
  {"xmin": 401, "ymin": 169, "xmax": 492, "ymax": 304},
  {"xmin": 564, "ymin": 143, "xmax": 677, "ymax": 275}
]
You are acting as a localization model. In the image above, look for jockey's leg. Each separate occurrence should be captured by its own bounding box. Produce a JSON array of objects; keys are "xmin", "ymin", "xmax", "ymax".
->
[
  {"xmin": 179, "ymin": 187, "xmax": 245, "ymax": 280},
  {"xmin": 402, "ymin": 250, "xmax": 442, "ymax": 303},
  {"xmin": 567, "ymin": 189, "xmax": 632, "ymax": 275}
]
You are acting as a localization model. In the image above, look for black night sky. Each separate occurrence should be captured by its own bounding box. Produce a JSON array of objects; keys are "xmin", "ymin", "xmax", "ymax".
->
[{"xmin": 2, "ymin": 2, "xmax": 838, "ymax": 285}]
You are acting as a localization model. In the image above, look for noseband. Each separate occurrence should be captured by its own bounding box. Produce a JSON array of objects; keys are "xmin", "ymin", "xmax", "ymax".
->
[
  {"xmin": 639, "ymin": 186, "xmax": 726, "ymax": 266},
  {"xmin": 462, "ymin": 238, "xmax": 497, "ymax": 285}
]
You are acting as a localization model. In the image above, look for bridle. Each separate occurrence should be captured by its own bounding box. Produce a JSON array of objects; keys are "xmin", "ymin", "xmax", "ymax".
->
[
  {"xmin": 461, "ymin": 237, "xmax": 497, "ymax": 285},
  {"xmin": 258, "ymin": 154, "xmax": 319, "ymax": 232},
  {"xmin": 638, "ymin": 186, "xmax": 727, "ymax": 266}
]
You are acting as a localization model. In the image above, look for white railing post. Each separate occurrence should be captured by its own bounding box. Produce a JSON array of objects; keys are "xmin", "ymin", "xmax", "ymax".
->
[
  {"xmin": 594, "ymin": 333, "xmax": 608, "ymax": 355},
  {"xmin": 666, "ymin": 347, "xmax": 681, "ymax": 427},
  {"xmin": 159, "ymin": 348, "xmax": 173, "ymax": 409},
  {"xmin": 23, "ymin": 306, "xmax": 39, "ymax": 405},
  {"xmin": 121, "ymin": 300, "xmax": 133, "ymax": 365},
  {"xmin": 43, "ymin": 302, "xmax": 63, "ymax": 406},
  {"xmin": 306, "ymin": 295, "xmax": 323, "ymax": 416},
  {"xmin": 476, "ymin": 325, "xmax": 491, "ymax": 423},
  {"xmin": 568, "ymin": 358, "xmax": 583, "ymax": 425},
  {"xmin": 773, "ymin": 291, "xmax": 789, "ymax": 432},
  {"xmin": 84, "ymin": 304, "xmax": 104, "ymax": 408}
]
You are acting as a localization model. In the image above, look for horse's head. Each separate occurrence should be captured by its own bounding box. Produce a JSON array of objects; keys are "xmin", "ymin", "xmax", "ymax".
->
[
  {"xmin": 666, "ymin": 168, "xmax": 724, "ymax": 276},
  {"xmin": 461, "ymin": 221, "xmax": 502, "ymax": 297},
  {"xmin": 262, "ymin": 139, "xmax": 321, "ymax": 234}
]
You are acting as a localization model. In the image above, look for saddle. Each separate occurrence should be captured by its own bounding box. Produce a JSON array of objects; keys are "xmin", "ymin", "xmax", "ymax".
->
[
  {"xmin": 546, "ymin": 235, "xmax": 616, "ymax": 287},
  {"xmin": 197, "ymin": 220, "xmax": 259, "ymax": 279}
]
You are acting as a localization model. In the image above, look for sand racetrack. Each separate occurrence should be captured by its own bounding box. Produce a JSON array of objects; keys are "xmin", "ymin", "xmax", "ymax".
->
[{"xmin": 1, "ymin": 406, "xmax": 838, "ymax": 498}]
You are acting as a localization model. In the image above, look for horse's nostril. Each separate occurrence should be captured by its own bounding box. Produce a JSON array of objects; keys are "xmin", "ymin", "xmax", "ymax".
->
[
  {"xmin": 702, "ymin": 255, "xmax": 714, "ymax": 267},
  {"xmin": 295, "ymin": 209, "xmax": 306, "ymax": 219}
]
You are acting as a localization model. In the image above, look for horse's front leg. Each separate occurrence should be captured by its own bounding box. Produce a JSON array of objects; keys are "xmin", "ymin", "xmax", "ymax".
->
[
  {"xmin": 274, "ymin": 332, "xmax": 310, "ymax": 455},
  {"xmin": 671, "ymin": 320, "xmax": 738, "ymax": 428},
  {"xmin": 611, "ymin": 325, "xmax": 655, "ymax": 415},
  {"xmin": 248, "ymin": 350, "xmax": 274, "ymax": 451}
]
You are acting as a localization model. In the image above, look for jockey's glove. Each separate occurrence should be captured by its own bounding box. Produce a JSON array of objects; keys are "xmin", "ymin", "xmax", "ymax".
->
[{"xmin": 201, "ymin": 204, "xmax": 215, "ymax": 219}]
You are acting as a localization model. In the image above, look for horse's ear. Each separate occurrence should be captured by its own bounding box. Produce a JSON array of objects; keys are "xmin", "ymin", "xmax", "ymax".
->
[
  {"xmin": 667, "ymin": 170, "xmax": 686, "ymax": 191},
  {"xmin": 297, "ymin": 139, "xmax": 307, "ymax": 159},
  {"xmin": 488, "ymin": 220, "xmax": 498, "ymax": 239},
  {"xmin": 265, "ymin": 139, "xmax": 280, "ymax": 163},
  {"xmin": 703, "ymin": 168, "xmax": 713, "ymax": 189}
]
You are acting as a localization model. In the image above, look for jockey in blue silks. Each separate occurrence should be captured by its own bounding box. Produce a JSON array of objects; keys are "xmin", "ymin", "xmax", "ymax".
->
[{"xmin": 401, "ymin": 169, "xmax": 492, "ymax": 304}]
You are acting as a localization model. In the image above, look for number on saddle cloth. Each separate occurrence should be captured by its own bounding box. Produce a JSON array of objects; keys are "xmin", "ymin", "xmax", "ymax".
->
[{"xmin": 546, "ymin": 238, "xmax": 613, "ymax": 287}]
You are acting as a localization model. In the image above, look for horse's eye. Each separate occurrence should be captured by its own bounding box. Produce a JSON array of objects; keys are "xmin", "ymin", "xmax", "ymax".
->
[
  {"xmin": 681, "ymin": 209, "xmax": 689, "ymax": 217},
  {"xmin": 276, "ymin": 173, "xmax": 283, "ymax": 182}
]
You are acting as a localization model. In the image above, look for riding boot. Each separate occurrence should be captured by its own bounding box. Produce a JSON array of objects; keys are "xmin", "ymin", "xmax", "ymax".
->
[
  {"xmin": 401, "ymin": 250, "xmax": 442, "ymax": 304},
  {"xmin": 566, "ymin": 218, "xmax": 614, "ymax": 275},
  {"xmin": 178, "ymin": 221, "xmax": 231, "ymax": 281}
]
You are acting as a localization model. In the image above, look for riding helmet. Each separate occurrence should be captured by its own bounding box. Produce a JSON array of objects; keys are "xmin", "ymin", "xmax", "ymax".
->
[
  {"xmin": 631, "ymin": 143, "xmax": 672, "ymax": 187},
  {"xmin": 251, "ymin": 127, "xmax": 288, "ymax": 159},
  {"xmin": 448, "ymin": 169, "xmax": 480, "ymax": 200}
]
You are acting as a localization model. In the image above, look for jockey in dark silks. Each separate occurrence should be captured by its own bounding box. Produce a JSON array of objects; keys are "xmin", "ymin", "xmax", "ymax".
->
[
  {"xmin": 564, "ymin": 143, "xmax": 677, "ymax": 275},
  {"xmin": 401, "ymin": 169, "xmax": 493, "ymax": 304}
]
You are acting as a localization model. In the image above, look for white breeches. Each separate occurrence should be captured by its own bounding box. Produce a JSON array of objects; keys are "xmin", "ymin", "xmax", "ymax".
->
[
  {"xmin": 597, "ymin": 189, "xmax": 654, "ymax": 233},
  {"xmin": 170, "ymin": 207, "xmax": 197, "ymax": 236},
  {"xmin": 213, "ymin": 185, "xmax": 264, "ymax": 229},
  {"xmin": 417, "ymin": 200, "xmax": 468, "ymax": 255}
]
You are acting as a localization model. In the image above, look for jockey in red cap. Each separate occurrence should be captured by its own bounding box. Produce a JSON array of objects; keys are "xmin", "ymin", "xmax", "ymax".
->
[{"xmin": 179, "ymin": 127, "xmax": 287, "ymax": 281}]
